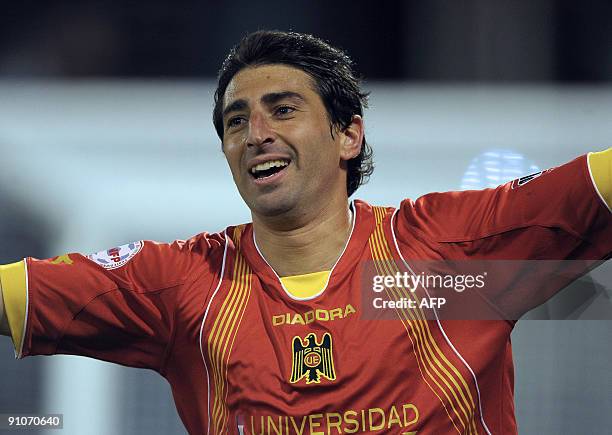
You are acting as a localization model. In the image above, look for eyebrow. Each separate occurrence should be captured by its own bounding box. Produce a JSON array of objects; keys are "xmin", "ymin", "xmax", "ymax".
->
[
  {"xmin": 222, "ymin": 91, "xmax": 306, "ymax": 118},
  {"xmin": 261, "ymin": 91, "xmax": 305, "ymax": 106},
  {"xmin": 222, "ymin": 99, "xmax": 248, "ymax": 118}
]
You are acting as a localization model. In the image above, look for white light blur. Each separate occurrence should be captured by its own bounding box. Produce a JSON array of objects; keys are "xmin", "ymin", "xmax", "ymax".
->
[{"xmin": 460, "ymin": 149, "xmax": 541, "ymax": 190}]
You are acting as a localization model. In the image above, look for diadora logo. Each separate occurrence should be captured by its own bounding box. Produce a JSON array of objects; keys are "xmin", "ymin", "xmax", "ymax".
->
[
  {"xmin": 273, "ymin": 304, "xmax": 356, "ymax": 327},
  {"xmin": 290, "ymin": 332, "xmax": 336, "ymax": 385}
]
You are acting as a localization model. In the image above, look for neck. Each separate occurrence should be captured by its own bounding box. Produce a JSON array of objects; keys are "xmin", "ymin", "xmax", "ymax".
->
[{"xmin": 252, "ymin": 198, "xmax": 353, "ymax": 277}]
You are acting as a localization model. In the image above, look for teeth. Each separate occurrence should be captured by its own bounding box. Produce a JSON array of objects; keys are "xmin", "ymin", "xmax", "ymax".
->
[{"xmin": 251, "ymin": 159, "xmax": 289, "ymax": 174}]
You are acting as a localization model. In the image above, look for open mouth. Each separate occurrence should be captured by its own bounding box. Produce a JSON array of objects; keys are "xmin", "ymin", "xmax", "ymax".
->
[{"xmin": 250, "ymin": 159, "xmax": 291, "ymax": 180}]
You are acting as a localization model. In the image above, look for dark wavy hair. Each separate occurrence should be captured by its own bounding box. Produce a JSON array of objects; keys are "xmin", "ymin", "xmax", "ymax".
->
[{"xmin": 213, "ymin": 30, "xmax": 373, "ymax": 197}]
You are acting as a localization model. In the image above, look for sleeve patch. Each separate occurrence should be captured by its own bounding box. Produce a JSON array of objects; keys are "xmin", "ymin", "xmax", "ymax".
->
[
  {"xmin": 87, "ymin": 241, "xmax": 144, "ymax": 270},
  {"xmin": 511, "ymin": 168, "xmax": 554, "ymax": 189}
]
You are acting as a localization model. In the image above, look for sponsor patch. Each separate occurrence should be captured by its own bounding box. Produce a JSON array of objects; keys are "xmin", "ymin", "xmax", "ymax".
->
[
  {"xmin": 511, "ymin": 168, "xmax": 553, "ymax": 189},
  {"xmin": 88, "ymin": 241, "xmax": 144, "ymax": 270}
]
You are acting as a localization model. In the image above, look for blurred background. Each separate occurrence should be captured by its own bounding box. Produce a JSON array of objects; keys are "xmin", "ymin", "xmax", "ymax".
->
[{"xmin": 0, "ymin": 0, "xmax": 611, "ymax": 434}]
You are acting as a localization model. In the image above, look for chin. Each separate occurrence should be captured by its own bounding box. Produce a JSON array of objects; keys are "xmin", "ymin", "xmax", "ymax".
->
[
  {"xmin": 248, "ymin": 192, "xmax": 301, "ymax": 218},
  {"xmin": 252, "ymin": 200, "xmax": 294, "ymax": 218}
]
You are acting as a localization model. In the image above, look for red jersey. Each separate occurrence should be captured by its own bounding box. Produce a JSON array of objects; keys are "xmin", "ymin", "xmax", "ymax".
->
[{"xmin": 17, "ymin": 154, "xmax": 611, "ymax": 434}]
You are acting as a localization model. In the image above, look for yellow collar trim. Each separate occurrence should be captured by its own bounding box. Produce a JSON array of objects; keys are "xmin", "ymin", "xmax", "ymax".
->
[{"xmin": 279, "ymin": 270, "xmax": 332, "ymax": 299}]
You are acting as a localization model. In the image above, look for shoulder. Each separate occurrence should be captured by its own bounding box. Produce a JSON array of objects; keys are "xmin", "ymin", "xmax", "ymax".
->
[
  {"xmin": 171, "ymin": 224, "xmax": 253, "ymax": 270},
  {"xmin": 397, "ymin": 188, "xmax": 502, "ymax": 242},
  {"xmin": 150, "ymin": 229, "xmax": 231, "ymax": 277},
  {"xmin": 172, "ymin": 230, "xmax": 228, "ymax": 258}
]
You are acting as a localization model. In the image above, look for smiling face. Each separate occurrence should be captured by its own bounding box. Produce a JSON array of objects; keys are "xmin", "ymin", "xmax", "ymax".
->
[{"xmin": 221, "ymin": 64, "xmax": 363, "ymax": 219}]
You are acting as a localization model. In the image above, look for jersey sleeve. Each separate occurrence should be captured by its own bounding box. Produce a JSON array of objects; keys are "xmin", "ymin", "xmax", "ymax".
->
[
  {"xmin": 395, "ymin": 153, "xmax": 612, "ymax": 318},
  {"xmin": 0, "ymin": 235, "xmax": 220, "ymax": 372}
]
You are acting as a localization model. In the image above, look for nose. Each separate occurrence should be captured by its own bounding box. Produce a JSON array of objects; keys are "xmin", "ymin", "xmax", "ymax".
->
[{"xmin": 246, "ymin": 111, "xmax": 275, "ymax": 147}]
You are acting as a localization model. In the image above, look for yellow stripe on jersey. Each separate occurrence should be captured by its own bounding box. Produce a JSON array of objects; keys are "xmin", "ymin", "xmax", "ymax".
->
[
  {"xmin": 368, "ymin": 206, "xmax": 479, "ymax": 434},
  {"xmin": 280, "ymin": 270, "xmax": 331, "ymax": 299},
  {"xmin": 0, "ymin": 260, "xmax": 27, "ymax": 356},
  {"xmin": 208, "ymin": 225, "xmax": 252, "ymax": 433},
  {"xmin": 588, "ymin": 149, "xmax": 612, "ymax": 211}
]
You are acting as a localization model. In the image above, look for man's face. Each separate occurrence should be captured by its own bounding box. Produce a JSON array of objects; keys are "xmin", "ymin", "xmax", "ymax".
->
[{"xmin": 221, "ymin": 64, "xmax": 360, "ymax": 218}]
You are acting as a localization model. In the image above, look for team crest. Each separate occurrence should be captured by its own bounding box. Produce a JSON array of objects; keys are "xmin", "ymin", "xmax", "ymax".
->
[
  {"xmin": 290, "ymin": 332, "xmax": 336, "ymax": 384},
  {"xmin": 87, "ymin": 241, "xmax": 144, "ymax": 270}
]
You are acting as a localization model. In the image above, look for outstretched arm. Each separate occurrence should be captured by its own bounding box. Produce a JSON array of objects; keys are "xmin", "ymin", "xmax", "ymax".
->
[{"xmin": 0, "ymin": 239, "xmax": 216, "ymax": 370}]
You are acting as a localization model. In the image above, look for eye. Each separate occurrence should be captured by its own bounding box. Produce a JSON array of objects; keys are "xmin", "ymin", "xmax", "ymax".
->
[
  {"xmin": 226, "ymin": 116, "xmax": 246, "ymax": 129},
  {"xmin": 275, "ymin": 106, "xmax": 295, "ymax": 116}
]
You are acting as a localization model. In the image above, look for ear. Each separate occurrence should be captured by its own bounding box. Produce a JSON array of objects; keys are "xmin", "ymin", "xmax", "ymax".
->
[{"xmin": 339, "ymin": 115, "xmax": 364, "ymax": 161}]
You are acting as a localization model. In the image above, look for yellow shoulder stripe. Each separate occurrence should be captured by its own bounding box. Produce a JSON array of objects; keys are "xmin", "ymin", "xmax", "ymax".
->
[
  {"xmin": 0, "ymin": 261, "xmax": 27, "ymax": 356},
  {"xmin": 280, "ymin": 270, "xmax": 331, "ymax": 299},
  {"xmin": 589, "ymin": 148, "xmax": 611, "ymax": 211}
]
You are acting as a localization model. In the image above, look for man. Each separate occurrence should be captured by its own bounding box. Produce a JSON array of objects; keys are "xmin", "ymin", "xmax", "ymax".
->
[{"xmin": 0, "ymin": 30, "xmax": 610, "ymax": 435}]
